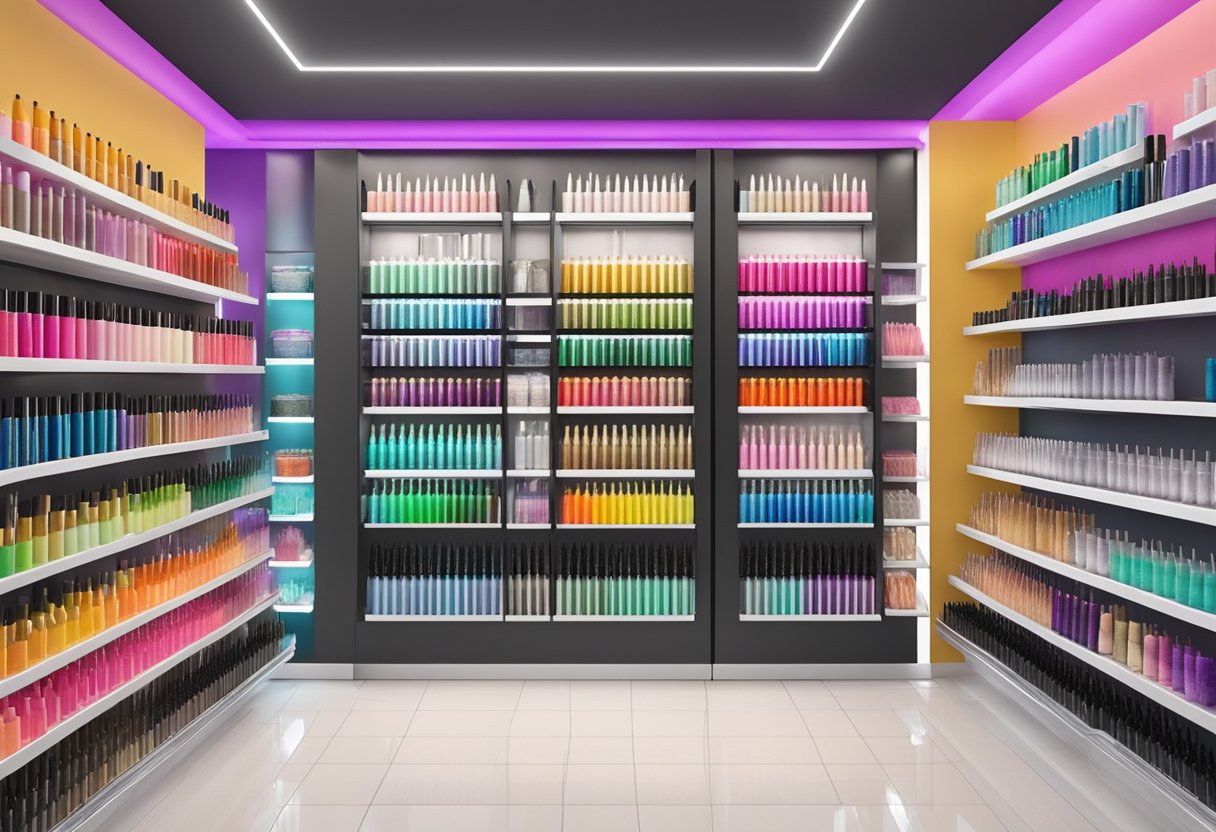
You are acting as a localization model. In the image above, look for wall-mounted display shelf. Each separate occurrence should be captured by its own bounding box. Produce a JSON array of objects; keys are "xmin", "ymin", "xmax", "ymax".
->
[
  {"xmin": 361, "ymin": 212, "xmax": 502, "ymax": 224},
  {"xmin": 556, "ymin": 212, "xmax": 694, "ymax": 225},
  {"xmin": 363, "ymin": 469, "xmax": 503, "ymax": 479},
  {"xmin": 1173, "ymin": 106, "xmax": 1216, "ymax": 140},
  {"xmin": 267, "ymin": 292, "xmax": 314, "ymax": 301},
  {"xmin": 885, "ymin": 592, "xmax": 929, "ymax": 617},
  {"xmin": 265, "ymin": 358, "xmax": 314, "ymax": 366},
  {"xmin": 964, "ymin": 395, "xmax": 1216, "ymax": 418},
  {"xmin": 0, "ymin": 358, "xmax": 264, "ymax": 374},
  {"xmin": 984, "ymin": 145, "xmax": 1144, "ymax": 224},
  {"xmin": 556, "ymin": 469, "xmax": 695, "ymax": 479},
  {"xmin": 559, "ymin": 406, "xmax": 694, "ymax": 415},
  {"xmin": 737, "ymin": 212, "xmax": 872, "ymax": 224},
  {"xmin": 737, "ymin": 469, "xmax": 873, "ymax": 479},
  {"xmin": 739, "ymin": 613, "xmax": 881, "ymax": 622},
  {"xmin": 738, "ymin": 406, "xmax": 867, "ymax": 415},
  {"xmin": 963, "ymin": 297, "xmax": 1216, "ymax": 335}
]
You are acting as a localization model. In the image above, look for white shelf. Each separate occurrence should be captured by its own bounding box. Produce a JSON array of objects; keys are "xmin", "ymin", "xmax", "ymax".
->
[
  {"xmin": 738, "ymin": 468, "xmax": 872, "ymax": 479},
  {"xmin": 738, "ymin": 212, "xmax": 872, "ymax": 224},
  {"xmin": 739, "ymin": 613, "xmax": 881, "ymax": 622},
  {"xmin": 557, "ymin": 524, "xmax": 694, "ymax": 529},
  {"xmin": 880, "ymin": 262, "xmax": 925, "ymax": 270},
  {"xmin": 266, "ymin": 357, "xmax": 314, "ymax": 366},
  {"xmin": 362, "ymin": 211, "xmax": 502, "ymax": 224},
  {"xmin": 266, "ymin": 292, "xmax": 313, "ymax": 301},
  {"xmin": 506, "ymin": 406, "xmax": 550, "ymax": 414},
  {"xmin": 738, "ymin": 406, "xmax": 867, "ymax": 414},
  {"xmin": 963, "ymin": 395, "xmax": 1216, "ymax": 418},
  {"xmin": 738, "ymin": 522, "xmax": 874, "ymax": 528},
  {"xmin": 884, "ymin": 476, "xmax": 928, "ymax": 483},
  {"xmin": 0, "ymin": 227, "xmax": 253, "ymax": 307},
  {"xmin": 0, "ymin": 357, "xmax": 264, "ymax": 374},
  {"xmin": 885, "ymin": 592, "xmax": 930, "ymax": 617},
  {"xmin": 950, "ymin": 575, "xmax": 1216, "ymax": 734},
  {"xmin": 881, "ymin": 355, "xmax": 929, "ymax": 366},
  {"xmin": 273, "ymin": 475, "xmax": 313, "ymax": 484},
  {"xmin": 268, "ymin": 416, "xmax": 315, "ymax": 424},
  {"xmin": 557, "ymin": 469, "xmax": 695, "ymax": 479},
  {"xmin": 966, "ymin": 465, "xmax": 1216, "ymax": 526},
  {"xmin": 937, "ymin": 620, "xmax": 1216, "ymax": 832},
  {"xmin": 274, "ymin": 602, "xmax": 314, "ymax": 614},
  {"xmin": 505, "ymin": 296, "xmax": 553, "ymax": 306},
  {"xmin": 883, "ymin": 551, "xmax": 930, "ymax": 570},
  {"xmin": 881, "ymin": 295, "xmax": 927, "ymax": 306},
  {"xmin": 0, "ymin": 431, "xmax": 268, "ymax": 487},
  {"xmin": 512, "ymin": 212, "xmax": 551, "ymax": 224},
  {"xmin": 0, "ymin": 550, "xmax": 273, "ymax": 700},
  {"xmin": 363, "ymin": 406, "xmax": 502, "ymax": 415},
  {"xmin": 0, "ymin": 136, "xmax": 237, "ymax": 253},
  {"xmin": 0, "ymin": 593, "xmax": 280, "ymax": 781},
  {"xmin": 269, "ymin": 555, "xmax": 314, "ymax": 569},
  {"xmin": 985, "ymin": 145, "xmax": 1144, "ymax": 224},
  {"xmin": 1174, "ymin": 106, "xmax": 1216, "ymax": 140},
  {"xmin": 557, "ymin": 212, "xmax": 694, "ymax": 225},
  {"xmin": 505, "ymin": 614, "xmax": 551, "ymax": 621},
  {"xmin": 559, "ymin": 406, "xmax": 694, "ymax": 414},
  {"xmin": 509, "ymin": 334, "xmax": 551, "ymax": 343},
  {"xmin": 0, "ymin": 488, "xmax": 274, "ymax": 598},
  {"xmin": 270, "ymin": 514, "xmax": 313, "ymax": 522},
  {"xmin": 507, "ymin": 469, "xmax": 551, "ymax": 477},
  {"xmin": 956, "ymin": 524, "xmax": 1216, "ymax": 631},
  {"xmin": 966, "ymin": 183, "xmax": 1216, "ymax": 269},
  {"xmin": 881, "ymin": 414, "xmax": 928, "ymax": 422},
  {"xmin": 507, "ymin": 523, "xmax": 552, "ymax": 530},
  {"xmin": 963, "ymin": 297, "xmax": 1216, "ymax": 335},
  {"xmin": 364, "ymin": 469, "xmax": 501, "ymax": 478},
  {"xmin": 364, "ymin": 522, "xmax": 498, "ymax": 529},
  {"xmin": 365, "ymin": 613, "xmax": 502, "ymax": 621},
  {"xmin": 553, "ymin": 615, "xmax": 695, "ymax": 622},
  {"xmin": 884, "ymin": 518, "xmax": 928, "ymax": 527}
]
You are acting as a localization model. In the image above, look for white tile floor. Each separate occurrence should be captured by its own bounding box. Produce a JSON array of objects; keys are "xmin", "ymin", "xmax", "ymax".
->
[{"xmin": 101, "ymin": 673, "xmax": 1181, "ymax": 832}]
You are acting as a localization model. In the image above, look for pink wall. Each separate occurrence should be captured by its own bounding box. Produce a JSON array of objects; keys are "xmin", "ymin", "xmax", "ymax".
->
[{"xmin": 1015, "ymin": 0, "xmax": 1216, "ymax": 157}]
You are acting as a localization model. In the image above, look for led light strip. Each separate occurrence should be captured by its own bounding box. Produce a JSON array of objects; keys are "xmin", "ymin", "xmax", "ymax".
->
[{"xmin": 244, "ymin": 0, "xmax": 867, "ymax": 73}]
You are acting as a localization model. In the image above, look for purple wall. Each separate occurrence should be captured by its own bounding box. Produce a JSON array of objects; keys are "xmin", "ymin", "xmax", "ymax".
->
[{"xmin": 207, "ymin": 150, "xmax": 268, "ymax": 349}]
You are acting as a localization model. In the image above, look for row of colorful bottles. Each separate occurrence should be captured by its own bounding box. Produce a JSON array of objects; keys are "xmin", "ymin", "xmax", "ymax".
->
[
  {"xmin": 738, "ymin": 333, "xmax": 870, "ymax": 367},
  {"xmin": 559, "ymin": 483, "xmax": 693, "ymax": 526},
  {"xmin": 365, "ymin": 335, "xmax": 500, "ymax": 368},
  {"xmin": 366, "ymin": 423, "xmax": 502, "ymax": 471},
  {"xmin": 737, "ymin": 255, "xmax": 868, "ymax": 294},
  {"xmin": 558, "ymin": 335, "xmax": 691, "ymax": 368},
  {"xmin": 365, "ymin": 299, "xmax": 500, "ymax": 331},
  {"xmin": 363, "ymin": 479, "xmax": 501, "ymax": 525},
  {"xmin": 560, "ymin": 424, "xmax": 693, "ymax": 471},
  {"xmin": 559, "ymin": 257, "xmax": 692, "ymax": 294},
  {"xmin": 558, "ymin": 376, "xmax": 691, "ymax": 408},
  {"xmin": 739, "ymin": 480, "xmax": 874, "ymax": 524},
  {"xmin": 558, "ymin": 299, "xmax": 692, "ymax": 331}
]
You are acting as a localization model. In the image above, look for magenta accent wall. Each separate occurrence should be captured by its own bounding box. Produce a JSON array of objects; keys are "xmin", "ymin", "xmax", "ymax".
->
[{"xmin": 1021, "ymin": 221, "xmax": 1216, "ymax": 293}]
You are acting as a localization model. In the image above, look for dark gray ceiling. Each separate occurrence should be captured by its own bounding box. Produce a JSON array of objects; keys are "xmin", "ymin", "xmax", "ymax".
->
[{"xmin": 101, "ymin": 0, "xmax": 1062, "ymax": 120}]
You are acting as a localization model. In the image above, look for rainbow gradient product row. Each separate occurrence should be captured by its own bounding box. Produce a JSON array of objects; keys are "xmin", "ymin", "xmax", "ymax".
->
[
  {"xmin": 365, "ymin": 335, "xmax": 500, "ymax": 368},
  {"xmin": 365, "ymin": 299, "xmax": 501, "ymax": 332},
  {"xmin": 557, "ymin": 543, "xmax": 695, "ymax": 616},
  {"xmin": 0, "ymin": 291, "xmax": 254, "ymax": 364},
  {"xmin": 960, "ymin": 551, "xmax": 1216, "ymax": 708},
  {"xmin": 4, "ymin": 92, "xmax": 234, "ymax": 240},
  {"xmin": 739, "ymin": 542, "xmax": 877, "ymax": 616},
  {"xmin": 975, "ymin": 172, "xmax": 1145, "ymax": 258},
  {"xmin": 739, "ymin": 172, "xmax": 869, "ymax": 213},
  {"xmin": 0, "ymin": 566, "xmax": 273, "ymax": 761},
  {"xmin": 366, "ymin": 543, "xmax": 501, "ymax": 616},
  {"xmin": 363, "ymin": 479, "xmax": 501, "ymax": 525},
  {"xmin": 560, "ymin": 482, "xmax": 693, "ymax": 526},
  {"xmin": 558, "ymin": 299, "xmax": 692, "ymax": 331},
  {"xmin": 993, "ymin": 103, "xmax": 1147, "ymax": 209},
  {"xmin": 973, "ymin": 434, "xmax": 1216, "ymax": 507},
  {"xmin": 739, "ymin": 480, "xmax": 874, "ymax": 525},
  {"xmin": 0, "ymin": 617, "xmax": 284, "ymax": 828},
  {"xmin": 365, "ymin": 258, "xmax": 502, "ymax": 295},
  {"xmin": 558, "ymin": 376, "xmax": 690, "ymax": 408},
  {"xmin": 0, "ymin": 513, "xmax": 267, "ymax": 680},
  {"xmin": 0, "ymin": 159, "xmax": 246, "ymax": 291},
  {"xmin": 739, "ymin": 426, "xmax": 866, "ymax": 471},
  {"xmin": 737, "ymin": 255, "xmax": 868, "ymax": 293},
  {"xmin": 881, "ymin": 323, "xmax": 925, "ymax": 357},
  {"xmin": 367, "ymin": 377, "xmax": 501, "ymax": 408},
  {"xmin": 0, "ymin": 459, "xmax": 268, "ymax": 577},
  {"xmin": 738, "ymin": 296, "xmax": 869, "ymax": 330},
  {"xmin": 561, "ymin": 173, "xmax": 690, "ymax": 213},
  {"xmin": 738, "ymin": 333, "xmax": 871, "ymax": 368},
  {"xmin": 557, "ymin": 335, "xmax": 691, "ymax": 368},
  {"xmin": 365, "ymin": 172, "xmax": 499, "ymax": 213},
  {"xmin": 559, "ymin": 256, "xmax": 692, "ymax": 294},
  {"xmin": 967, "ymin": 491, "xmax": 1216, "ymax": 614},
  {"xmin": 0, "ymin": 392, "xmax": 255, "ymax": 471},
  {"xmin": 559, "ymin": 424, "xmax": 693, "ymax": 471},
  {"xmin": 367, "ymin": 423, "xmax": 502, "ymax": 471},
  {"xmin": 738, "ymin": 377, "xmax": 865, "ymax": 408}
]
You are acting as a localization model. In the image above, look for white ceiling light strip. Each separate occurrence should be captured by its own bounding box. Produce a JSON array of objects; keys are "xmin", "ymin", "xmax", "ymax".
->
[{"xmin": 243, "ymin": 0, "xmax": 866, "ymax": 73}]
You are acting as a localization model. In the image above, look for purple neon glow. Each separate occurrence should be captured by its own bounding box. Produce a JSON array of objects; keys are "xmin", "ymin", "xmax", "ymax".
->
[{"xmin": 936, "ymin": 0, "xmax": 1202, "ymax": 121}]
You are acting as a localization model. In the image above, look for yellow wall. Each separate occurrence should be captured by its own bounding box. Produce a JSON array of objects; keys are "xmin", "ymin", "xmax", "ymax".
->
[
  {"xmin": 927, "ymin": 121, "xmax": 1021, "ymax": 662},
  {"xmin": 0, "ymin": 0, "xmax": 204, "ymax": 188}
]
